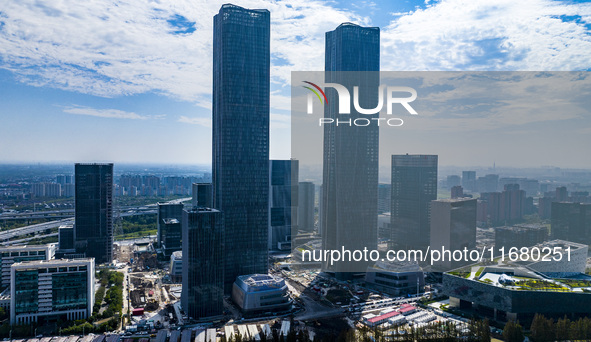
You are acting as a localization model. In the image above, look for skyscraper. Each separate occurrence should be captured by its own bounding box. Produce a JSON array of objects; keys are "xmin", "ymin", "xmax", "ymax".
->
[
  {"xmin": 157, "ymin": 202, "xmax": 183, "ymax": 258},
  {"xmin": 212, "ymin": 4, "xmax": 270, "ymax": 292},
  {"xmin": 430, "ymin": 198, "xmax": 477, "ymax": 270},
  {"xmin": 551, "ymin": 202, "xmax": 591, "ymax": 245},
  {"xmin": 462, "ymin": 171, "xmax": 476, "ymax": 192},
  {"xmin": 298, "ymin": 182, "xmax": 315, "ymax": 233},
  {"xmin": 181, "ymin": 208, "xmax": 224, "ymax": 320},
  {"xmin": 269, "ymin": 160, "xmax": 298, "ymax": 250},
  {"xmin": 321, "ymin": 23, "xmax": 380, "ymax": 276},
  {"xmin": 391, "ymin": 155, "xmax": 438, "ymax": 251},
  {"xmin": 192, "ymin": 183, "xmax": 212, "ymax": 208},
  {"xmin": 74, "ymin": 163, "xmax": 113, "ymax": 264}
]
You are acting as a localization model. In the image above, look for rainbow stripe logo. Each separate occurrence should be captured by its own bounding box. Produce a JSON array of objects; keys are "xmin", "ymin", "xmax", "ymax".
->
[{"xmin": 302, "ymin": 81, "xmax": 328, "ymax": 105}]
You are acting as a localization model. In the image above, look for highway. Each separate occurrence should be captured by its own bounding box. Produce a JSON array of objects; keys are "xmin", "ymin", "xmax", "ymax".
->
[{"xmin": 0, "ymin": 197, "xmax": 190, "ymax": 243}]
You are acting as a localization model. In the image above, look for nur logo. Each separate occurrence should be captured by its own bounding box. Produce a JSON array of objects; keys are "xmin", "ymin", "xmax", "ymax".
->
[{"xmin": 302, "ymin": 81, "xmax": 418, "ymax": 127}]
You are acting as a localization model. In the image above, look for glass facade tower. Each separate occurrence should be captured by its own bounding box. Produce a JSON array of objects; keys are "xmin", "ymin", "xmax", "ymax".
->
[
  {"xmin": 212, "ymin": 4, "xmax": 270, "ymax": 293},
  {"xmin": 390, "ymin": 155, "xmax": 438, "ymax": 251},
  {"xmin": 321, "ymin": 23, "xmax": 380, "ymax": 276},
  {"xmin": 181, "ymin": 208, "xmax": 224, "ymax": 319},
  {"xmin": 74, "ymin": 163, "xmax": 113, "ymax": 264}
]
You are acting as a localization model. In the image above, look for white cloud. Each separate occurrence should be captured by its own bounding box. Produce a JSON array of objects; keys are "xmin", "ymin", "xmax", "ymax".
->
[
  {"xmin": 62, "ymin": 105, "xmax": 158, "ymax": 120},
  {"xmin": 0, "ymin": 0, "xmax": 366, "ymax": 107},
  {"xmin": 178, "ymin": 115, "xmax": 212, "ymax": 127},
  {"xmin": 381, "ymin": 0, "xmax": 591, "ymax": 71}
]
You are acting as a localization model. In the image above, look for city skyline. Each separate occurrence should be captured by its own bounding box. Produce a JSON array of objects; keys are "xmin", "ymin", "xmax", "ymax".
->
[{"xmin": 1, "ymin": 0, "xmax": 591, "ymax": 167}]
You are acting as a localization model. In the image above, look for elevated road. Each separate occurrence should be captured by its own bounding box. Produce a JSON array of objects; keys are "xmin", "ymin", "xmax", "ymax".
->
[{"xmin": 0, "ymin": 197, "xmax": 190, "ymax": 243}]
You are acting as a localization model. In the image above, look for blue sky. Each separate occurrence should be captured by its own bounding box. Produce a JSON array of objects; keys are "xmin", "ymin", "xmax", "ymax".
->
[{"xmin": 0, "ymin": 0, "xmax": 590, "ymax": 167}]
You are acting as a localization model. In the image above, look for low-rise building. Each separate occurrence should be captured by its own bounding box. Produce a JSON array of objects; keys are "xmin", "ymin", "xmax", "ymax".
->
[
  {"xmin": 232, "ymin": 274, "xmax": 291, "ymax": 314},
  {"xmin": 169, "ymin": 251, "xmax": 182, "ymax": 282},
  {"xmin": 10, "ymin": 258, "xmax": 95, "ymax": 325},
  {"xmin": 0, "ymin": 244, "xmax": 55, "ymax": 289},
  {"xmin": 365, "ymin": 260, "xmax": 424, "ymax": 297}
]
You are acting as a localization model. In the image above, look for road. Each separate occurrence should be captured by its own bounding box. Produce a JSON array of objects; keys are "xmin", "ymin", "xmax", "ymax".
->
[{"xmin": 0, "ymin": 197, "xmax": 191, "ymax": 242}]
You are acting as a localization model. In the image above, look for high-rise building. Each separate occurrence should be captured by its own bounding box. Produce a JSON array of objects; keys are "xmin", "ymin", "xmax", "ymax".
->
[
  {"xmin": 500, "ymin": 184, "xmax": 525, "ymax": 222},
  {"xmin": 555, "ymin": 186, "xmax": 568, "ymax": 202},
  {"xmin": 74, "ymin": 163, "xmax": 113, "ymax": 264},
  {"xmin": 430, "ymin": 198, "xmax": 477, "ymax": 270},
  {"xmin": 391, "ymin": 155, "xmax": 438, "ymax": 251},
  {"xmin": 269, "ymin": 160, "xmax": 298, "ymax": 250},
  {"xmin": 157, "ymin": 203, "xmax": 183, "ymax": 257},
  {"xmin": 181, "ymin": 208, "xmax": 224, "ymax": 319},
  {"xmin": 462, "ymin": 171, "xmax": 476, "ymax": 192},
  {"xmin": 192, "ymin": 183, "xmax": 212, "ymax": 208},
  {"xmin": 477, "ymin": 174, "xmax": 499, "ymax": 193},
  {"xmin": 58, "ymin": 224, "xmax": 75, "ymax": 251},
  {"xmin": 10, "ymin": 258, "xmax": 94, "ymax": 325},
  {"xmin": 298, "ymin": 182, "xmax": 315, "ymax": 233},
  {"xmin": 213, "ymin": 4, "xmax": 270, "ymax": 292},
  {"xmin": 551, "ymin": 202, "xmax": 591, "ymax": 245},
  {"xmin": 321, "ymin": 23, "xmax": 380, "ymax": 276}
]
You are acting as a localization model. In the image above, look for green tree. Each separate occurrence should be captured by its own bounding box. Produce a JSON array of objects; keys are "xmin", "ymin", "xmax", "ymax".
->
[
  {"xmin": 530, "ymin": 314, "xmax": 555, "ymax": 342},
  {"xmin": 503, "ymin": 320, "xmax": 524, "ymax": 342}
]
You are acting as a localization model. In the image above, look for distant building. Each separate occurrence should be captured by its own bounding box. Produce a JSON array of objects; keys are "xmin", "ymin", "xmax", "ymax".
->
[
  {"xmin": 269, "ymin": 160, "xmax": 298, "ymax": 250},
  {"xmin": 0, "ymin": 244, "xmax": 55, "ymax": 290},
  {"xmin": 478, "ymin": 184, "xmax": 525, "ymax": 226},
  {"xmin": 555, "ymin": 186, "xmax": 568, "ymax": 202},
  {"xmin": 181, "ymin": 208, "xmax": 224, "ymax": 320},
  {"xmin": 62, "ymin": 183, "xmax": 75, "ymax": 197},
  {"xmin": 297, "ymin": 182, "xmax": 315, "ymax": 233},
  {"xmin": 447, "ymin": 175, "xmax": 461, "ymax": 189},
  {"xmin": 462, "ymin": 171, "xmax": 476, "ymax": 192},
  {"xmin": 74, "ymin": 163, "xmax": 114, "ymax": 264},
  {"xmin": 192, "ymin": 183, "xmax": 212, "ymax": 208},
  {"xmin": 213, "ymin": 4, "xmax": 270, "ymax": 293},
  {"xmin": 451, "ymin": 186, "xmax": 464, "ymax": 199},
  {"xmin": 495, "ymin": 224, "xmax": 548, "ymax": 255},
  {"xmin": 391, "ymin": 155, "xmax": 438, "ymax": 251},
  {"xmin": 56, "ymin": 175, "xmax": 73, "ymax": 185},
  {"xmin": 377, "ymin": 183, "xmax": 391, "ymax": 214},
  {"xmin": 10, "ymin": 258, "xmax": 95, "ymax": 325},
  {"xmin": 169, "ymin": 251, "xmax": 182, "ymax": 283},
  {"xmin": 232, "ymin": 274, "xmax": 290, "ymax": 314},
  {"xmin": 430, "ymin": 198, "xmax": 477, "ymax": 270},
  {"xmin": 157, "ymin": 202, "xmax": 183, "ymax": 257},
  {"xmin": 538, "ymin": 196, "xmax": 553, "ymax": 219},
  {"xmin": 551, "ymin": 202, "xmax": 591, "ymax": 245},
  {"xmin": 477, "ymin": 174, "xmax": 499, "ymax": 193}
]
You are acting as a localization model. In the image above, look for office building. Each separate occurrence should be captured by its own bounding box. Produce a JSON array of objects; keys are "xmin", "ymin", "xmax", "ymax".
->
[
  {"xmin": 269, "ymin": 160, "xmax": 298, "ymax": 250},
  {"xmin": 365, "ymin": 260, "xmax": 424, "ymax": 297},
  {"xmin": 462, "ymin": 171, "xmax": 476, "ymax": 192},
  {"xmin": 157, "ymin": 202, "xmax": 183, "ymax": 257},
  {"xmin": 212, "ymin": 4, "xmax": 270, "ymax": 292},
  {"xmin": 321, "ymin": 23, "xmax": 380, "ymax": 276},
  {"xmin": 181, "ymin": 208, "xmax": 224, "ymax": 319},
  {"xmin": 58, "ymin": 224, "xmax": 75, "ymax": 251},
  {"xmin": 298, "ymin": 182, "xmax": 315, "ymax": 233},
  {"xmin": 494, "ymin": 224, "xmax": 548, "ymax": 255},
  {"xmin": 430, "ymin": 198, "xmax": 477, "ymax": 270},
  {"xmin": 192, "ymin": 183, "xmax": 212, "ymax": 208},
  {"xmin": 556, "ymin": 186, "xmax": 568, "ymax": 202},
  {"xmin": 0, "ymin": 244, "xmax": 55, "ymax": 290},
  {"xmin": 391, "ymin": 155, "xmax": 438, "ymax": 251},
  {"xmin": 74, "ymin": 163, "xmax": 114, "ymax": 264},
  {"xmin": 551, "ymin": 202, "xmax": 591, "ymax": 245},
  {"xmin": 10, "ymin": 258, "xmax": 95, "ymax": 325},
  {"xmin": 232, "ymin": 274, "xmax": 290, "ymax": 314}
]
